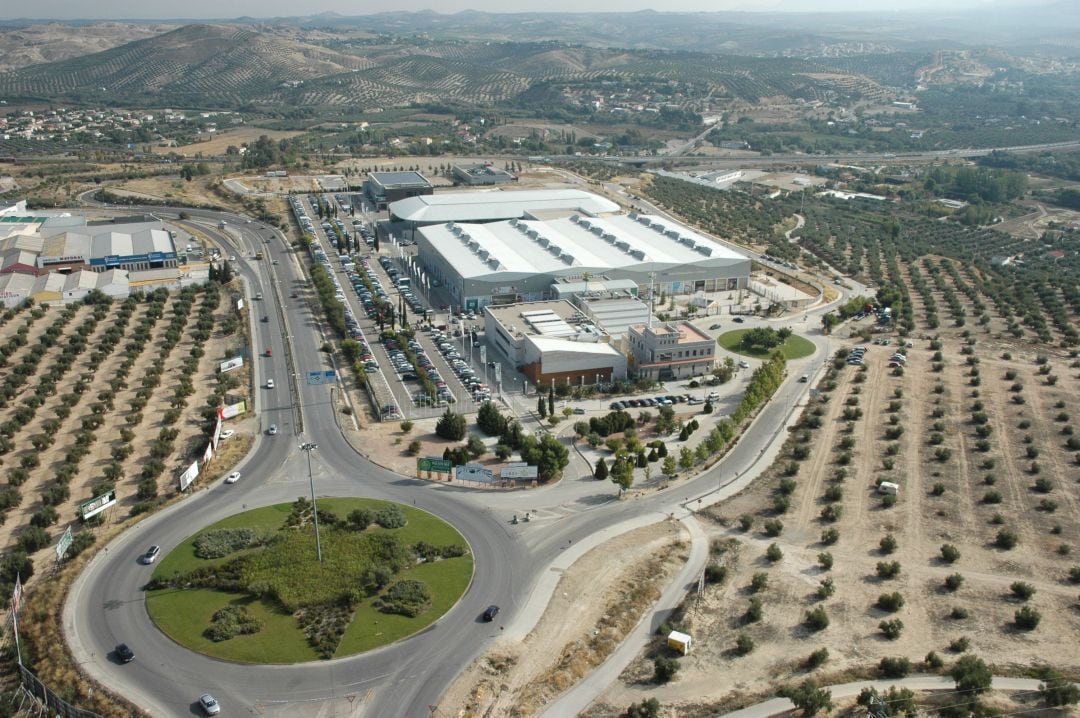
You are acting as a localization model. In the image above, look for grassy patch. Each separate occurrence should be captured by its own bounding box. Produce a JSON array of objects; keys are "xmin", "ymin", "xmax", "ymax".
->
[
  {"xmin": 718, "ymin": 329, "xmax": 816, "ymax": 360},
  {"xmin": 147, "ymin": 498, "xmax": 472, "ymax": 663}
]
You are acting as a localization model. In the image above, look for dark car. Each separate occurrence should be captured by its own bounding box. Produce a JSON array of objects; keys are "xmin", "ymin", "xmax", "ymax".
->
[
  {"xmin": 482, "ymin": 605, "xmax": 500, "ymax": 622},
  {"xmin": 115, "ymin": 643, "xmax": 135, "ymax": 663},
  {"xmin": 709, "ymin": 323, "xmax": 723, "ymax": 330},
  {"xmin": 733, "ymin": 316, "xmax": 745, "ymax": 323}
]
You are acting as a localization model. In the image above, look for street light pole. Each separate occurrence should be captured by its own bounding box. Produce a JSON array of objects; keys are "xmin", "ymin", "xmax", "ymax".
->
[{"xmin": 300, "ymin": 442, "xmax": 322, "ymax": 562}]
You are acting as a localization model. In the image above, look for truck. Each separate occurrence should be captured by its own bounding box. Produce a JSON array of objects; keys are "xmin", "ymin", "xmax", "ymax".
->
[
  {"xmin": 217, "ymin": 220, "xmax": 227, "ymax": 229},
  {"xmin": 255, "ymin": 251, "xmax": 264, "ymax": 260}
]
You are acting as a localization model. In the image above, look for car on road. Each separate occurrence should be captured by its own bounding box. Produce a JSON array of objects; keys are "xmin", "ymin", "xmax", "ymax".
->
[
  {"xmin": 141, "ymin": 545, "xmax": 160, "ymax": 564},
  {"xmin": 573, "ymin": 407, "xmax": 586, "ymax": 415},
  {"xmin": 482, "ymin": 605, "xmax": 500, "ymax": 622},
  {"xmin": 199, "ymin": 694, "xmax": 221, "ymax": 716},
  {"xmin": 229, "ymin": 255, "xmax": 237, "ymax": 262},
  {"xmin": 290, "ymin": 291, "xmax": 298, "ymax": 298},
  {"xmin": 738, "ymin": 360, "xmax": 750, "ymax": 369},
  {"xmin": 261, "ymin": 315, "xmax": 269, "ymax": 322},
  {"xmin": 799, "ymin": 374, "xmax": 809, "ymax": 382},
  {"xmin": 265, "ymin": 348, "xmax": 272, "ymax": 357},
  {"xmin": 709, "ymin": 323, "xmax": 723, "ymax": 330},
  {"xmin": 732, "ymin": 316, "xmax": 745, "ymax": 323},
  {"xmin": 267, "ymin": 424, "xmax": 278, "ymax": 436},
  {"xmin": 114, "ymin": 643, "xmax": 135, "ymax": 663},
  {"xmin": 272, "ymin": 259, "xmax": 280, "ymax": 265},
  {"xmin": 219, "ymin": 429, "xmax": 235, "ymax": 439},
  {"xmin": 265, "ymin": 379, "xmax": 275, "ymax": 389},
  {"xmin": 225, "ymin": 472, "xmax": 241, "ymax": 484}
]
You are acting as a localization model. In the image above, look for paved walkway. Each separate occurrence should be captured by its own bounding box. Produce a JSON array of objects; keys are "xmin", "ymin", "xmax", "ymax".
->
[{"xmin": 717, "ymin": 676, "xmax": 1049, "ymax": 718}]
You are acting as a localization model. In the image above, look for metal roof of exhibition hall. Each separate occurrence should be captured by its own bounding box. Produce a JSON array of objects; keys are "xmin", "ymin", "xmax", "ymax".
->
[
  {"xmin": 419, "ymin": 212, "xmax": 747, "ymax": 280},
  {"xmin": 390, "ymin": 189, "xmax": 619, "ymax": 224}
]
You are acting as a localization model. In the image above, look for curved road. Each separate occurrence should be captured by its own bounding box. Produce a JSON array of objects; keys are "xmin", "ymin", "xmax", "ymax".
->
[{"xmin": 65, "ymin": 199, "xmax": 840, "ymax": 717}]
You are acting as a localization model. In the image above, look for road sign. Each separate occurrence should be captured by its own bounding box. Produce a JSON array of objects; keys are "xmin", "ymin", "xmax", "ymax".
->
[
  {"xmin": 417, "ymin": 457, "xmax": 452, "ymax": 473},
  {"xmin": 55, "ymin": 525, "xmax": 73, "ymax": 560},
  {"xmin": 307, "ymin": 369, "xmax": 337, "ymax": 385},
  {"xmin": 501, "ymin": 465, "xmax": 538, "ymax": 480}
]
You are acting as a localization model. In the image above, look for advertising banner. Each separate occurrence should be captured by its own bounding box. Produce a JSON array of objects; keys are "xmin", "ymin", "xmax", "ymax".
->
[
  {"xmin": 417, "ymin": 457, "xmax": 452, "ymax": 473},
  {"xmin": 455, "ymin": 464, "xmax": 494, "ymax": 483},
  {"xmin": 220, "ymin": 401, "xmax": 247, "ymax": 419},
  {"xmin": 79, "ymin": 490, "xmax": 117, "ymax": 520},
  {"xmin": 202, "ymin": 441, "xmax": 214, "ymax": 466},
  {"xmin": 501, "ymin": 466, "xmax": 538, "ymax": 480},
  {"xmin": 178, "ymin": 460, "xmax": 199, "ymax": 491},
  {"xmin": 219, "ymin": 357, "xmax": 244, "ymax": 373},
  {"xmin": 211, "ymin": 414, "xmax": 223, "ymax": 451}
]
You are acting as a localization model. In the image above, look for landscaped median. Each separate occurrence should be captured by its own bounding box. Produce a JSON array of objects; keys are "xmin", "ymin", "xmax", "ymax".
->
[{"xmin": 146, "ymin": 498, "xmax": 472, "ymax": 663}]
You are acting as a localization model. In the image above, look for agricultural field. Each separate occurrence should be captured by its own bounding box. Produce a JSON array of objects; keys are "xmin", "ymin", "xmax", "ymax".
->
[
  {"xmin": 585, "ymin": 287, "xmax": 1080, "ymax": 715},
  {"xmin": 0, "ymin": 284, "xmax": 247, "ymax": 595},
  {"xmin": 149, "ymin": 127, "xmax": 304, "ymax": 157}
]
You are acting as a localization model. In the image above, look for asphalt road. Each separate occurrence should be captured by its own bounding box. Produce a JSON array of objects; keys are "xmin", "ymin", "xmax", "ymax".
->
[{"xmin": 65, "ymin": 200, "xmax": 836, "ymax": 717}]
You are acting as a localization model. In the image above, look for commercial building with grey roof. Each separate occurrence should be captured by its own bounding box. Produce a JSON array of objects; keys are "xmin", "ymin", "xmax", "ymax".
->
[
  {"xmin": 417, "ymin": 207, "xmax": 750, "ymax": 313},
  {"xmin": 364, "ymin": 171, "xmax": 433, "ymax": 210}
]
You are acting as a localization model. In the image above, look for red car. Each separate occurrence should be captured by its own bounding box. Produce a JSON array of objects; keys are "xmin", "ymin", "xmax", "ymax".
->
[{"xmin": 265, "ymin": 348, "xmax": 272, "ymax": 357}]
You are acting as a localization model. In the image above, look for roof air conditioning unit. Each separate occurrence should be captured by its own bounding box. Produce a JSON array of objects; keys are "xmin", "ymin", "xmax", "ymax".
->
[
  {"xmin": 628, "ymin": 212, "xmax": 638, "ymax": 220},
  {"xmin": 665, "ymin": 229, "xmax": 680, "ymax": 238},
  {"xmin": 695, "ymin": 246, "xmax": 713, "ymax": 257},
  {"xmin": 537, "ymin": 236, "xmax": 549, "ymax": 247},
  {"xmin": 527, "ymin": 229, "xmax": 538, "ymax": 238},
  {"xmin": 445, "ymin": 222, "xmax": 455, "ymax": 230},
  {"xmin": 570, "ymin": 214, "xmax": 580, "ymax": 223},
  {"xmin": 615, "ymin": 241, "xmax": 630, "ymax": 251},
  {"xmin": 629, "ymin": 249, "xmax": 645, "ymax": 260}
]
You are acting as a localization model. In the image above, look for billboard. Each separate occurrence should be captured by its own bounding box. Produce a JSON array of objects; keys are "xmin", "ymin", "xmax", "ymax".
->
[
  {"xmin": 455, "ymin": 464, "xmax": 493, "ymax": 483},
  {"xmin": 211, "ymin": 414, "xmax": 223, "ymax": 450},
  {"xmin": 220, "ymin": 401, "xmax": 247, "ymax": 419},
  {"xmin": 79, "ymin": 490, "xmax": 117, "ymax": 520},
  {"xmin": 202, "ymin": 441, "xmax": 214, "ymax": 466},
  {"xmin": 178, "ymin": 460, "xmax": 199, "ymax": 491},
  {"xmin": 55, "ymin": 525, "xmax": 73, "ymax": 560},
  {"xmin": 219, "ymin": 357, "xmax": 244, "ymax": 373},
  {"xmin": 501, "ymin": 465, "xmax": 538, "ymax": 480},
  {"xmin": 417, "ymin": 457, "xmax": 452, "ymax": 474}
]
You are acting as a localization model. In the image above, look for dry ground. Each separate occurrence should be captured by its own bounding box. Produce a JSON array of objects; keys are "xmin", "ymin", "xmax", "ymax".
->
[
  {"xmin": 439, "ymin": 520, "xmax": 689, "ymax": 718},
  {"xmin": 150, "ymin": 127, "xmax": 303, "ymax": 156},
  {"xmin": 582, "ymin": 321, "xmax": 1079, "ymax": 716}
]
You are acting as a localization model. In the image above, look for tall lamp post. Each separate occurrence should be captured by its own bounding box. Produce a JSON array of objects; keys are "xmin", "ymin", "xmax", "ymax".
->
[{"xmin": 300, "ymin": 442, "xmax": 322, "ymax": 562}]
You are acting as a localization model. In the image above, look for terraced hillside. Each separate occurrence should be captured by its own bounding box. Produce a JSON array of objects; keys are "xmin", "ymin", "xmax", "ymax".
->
[{"xmin": 0, "ymin": 25, "xmax": 893, "ymax": 111}]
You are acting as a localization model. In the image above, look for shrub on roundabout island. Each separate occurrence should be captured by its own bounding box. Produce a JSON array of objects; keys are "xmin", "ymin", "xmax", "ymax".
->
[
  {"xmin": 204, "ymin": 605, "xmax": 263, "ymax": 642},
  {"xmin": 374, "ymin": 579, "xmax": 432, "ymax": 617}
]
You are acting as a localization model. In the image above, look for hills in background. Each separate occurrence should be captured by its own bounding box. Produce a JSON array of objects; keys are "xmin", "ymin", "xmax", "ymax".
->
[{"xmin": 0, "ymin": 5, "xmax": 1075, "ymax": 111}]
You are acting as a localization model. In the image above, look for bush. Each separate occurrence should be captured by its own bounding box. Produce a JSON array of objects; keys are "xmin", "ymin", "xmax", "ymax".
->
[
  {"xmin": 653, "ymin": 655, "xmax": 679, "ymax": 683},
  {"xmin": 945, "ymin": 573, "xmax": 965, "ymax": 591},
  {"xmin": 374, "ymin": 579, "xmax": 432, "ymax": 617},
  {"xmin": 995, "ymin": 528, "xmax": 1018, "ymax": 550},
  {"xmin": 951, "ymin": 606, "xmax": 970, "ymax": 620},
  {"xmin": 820, "ymin": 527, "xmax": 839, "ymax": 545},
  {"xmin": 193, "ymin": 528, "xmax": 264, "ymax": 559},
  {"xmin": 925, "ymin": 651, "xmax": 945, "ymax": 669},
  {"xmin": 804, "ymin": 606, "xmax": 829, "ymax": 632},
  {"xmin": 879, "ymin": 534, "xmax": 898, "ymax": 555},
  {"xmin": 1038, "ymin": 667, "xmax": 1080, "ymax": 707},
  {"xmin": 805, "ymin": 647, "xmax": 829, "ymax": 670},
  {"xmin": 764, "ymin": 519, "xmax": 784, "ymax": 537},
  {"xmin": 407, "ymin": 439, "xmax": 422, "ymax": 455},
  {"xmin": 735, "ymin": 632, "xmax": 755, "ymax": 655},
  {"xmin": 817, "ymin": 578, "xmax": 835, "ymax": 600},
  {"xmin": 879, "ymin": 618, "xmax": 904, "ymax": 640},
  {"xmin": 625, "ymin": 698, "xmax": 661, "ymax": 718},
  {"xmin": 778, "ymin": 678, "xmax": 833, "ymax": 717},
  {"xmin": 17, "ymin": 525, "xmax": 50, "ymax": 552},
  {"xmin": 375, "ymin": 504, "xmax": 407, "ymax": 529},
  {"xmin": 940, "ymin": 544, "xmax": 961, "ymax": 564},
  {"xmin": 879, "ymin": 656, "xmax": 912, "ymax": 678},
  {"xmin": 817, "ymin": 552, "xmax": 833, "ymax": 570},
  {"xmin": 876, "ymin": 561, "xmax": 901, "ymax": 579},
  {"xmin": 750, "ymin": 572, "xmax": 769, "ymax": 593},
  {"xmin": 704, "ymin": 564, "xmax": 728, "ymax": 584},
  {"xmin": 1015, "ymin": 606, "xmax": 1041, "ymax": 630},
  {"xmin": 203, "ymin": 605, "xmax": 262, "ymax": 642},
  {"xmin": 952, "ymin": 654, "xmax": 992, "ymax": 694},
  {"xmin": 435, "ymin": 409, "xmax": 467, "ymax": 441},
  {"xmin": 1010, "ymin": 581, "xmax": 1036, "ymax": 601},
  {"xmin": 877, "ymin": 592, "xmax": 905, "ymax": 612},
  {"xmin": 738, "ymin": 514, "xmax": 754, "ymax": 532}
]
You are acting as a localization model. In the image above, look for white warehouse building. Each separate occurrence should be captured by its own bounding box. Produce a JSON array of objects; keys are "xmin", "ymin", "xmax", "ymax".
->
[{"xmin": 415, "ymin": 204, "xmax": 750, "ymax": 313}]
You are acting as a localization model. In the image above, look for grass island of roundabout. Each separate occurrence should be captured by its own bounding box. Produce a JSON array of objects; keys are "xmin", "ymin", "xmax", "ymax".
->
[
  {"xmin": 145, "ymin": 498, "xmax": 473, "ymax": 663},
  {"xmin": 717, "ymin": 327, "xmax": 815, "ymax": 360}
]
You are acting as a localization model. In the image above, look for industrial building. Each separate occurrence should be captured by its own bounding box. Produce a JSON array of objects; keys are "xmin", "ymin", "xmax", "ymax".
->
[
  {"xmin": 452, "ymin": 164, "xmax": 516, "ymax": 186},
  {"xmin": 364, "ymin": 171, "xmax": 433, "ymax": 210},
  {"xmin": 484, "ymin": 300, "xmax": 627, "ymax": 386},
  {"xmin": 416, "ymin": 205, "xmax": 750, "ymax": 313},
  {"xmin": 626, "ymin": 321, "xmax": 716, "ymax": 380},
  {"xmin": 37, "ymin": 218, "xmax": 178, "ymax": 273},
  {"xmin": 389, "ymin": 189, "xmax": 619, "ymax": 227}
]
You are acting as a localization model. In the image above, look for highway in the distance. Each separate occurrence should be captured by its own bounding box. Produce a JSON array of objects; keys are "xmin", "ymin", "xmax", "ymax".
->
[{"xmin": 64, "ymin": 201, "xmax": 836, "ymax": 717}]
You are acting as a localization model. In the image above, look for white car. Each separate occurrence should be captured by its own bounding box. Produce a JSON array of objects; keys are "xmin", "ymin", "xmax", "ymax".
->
[
  {"xmin": 199, "ymin": 694, "xmax": 221, "ymax": 715},
  {"xmin": 266, "ymin": 379, "xmax": 275, "ymax": 389},
  {"xmin": 229, "ymin": 255, "xmax": 237, "ymax": 262},
  {"xmin": 219, "ymin": 430, "xmax": 235, "ymax": 439},
  {"xmin": 738, "ymin": 360, "xmax": 750, "ymax": 369},
  {"xmin": 225, "ymin": 472, "xmax": 241, "ymax": 484}
]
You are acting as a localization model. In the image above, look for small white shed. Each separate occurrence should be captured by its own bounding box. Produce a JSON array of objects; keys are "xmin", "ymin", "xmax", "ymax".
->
[{"xmin": 667, "ymin": 630, "xmax": 692, "ymax": 655}]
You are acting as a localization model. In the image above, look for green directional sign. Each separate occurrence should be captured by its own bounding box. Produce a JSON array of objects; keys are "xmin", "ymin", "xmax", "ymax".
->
[
  {"xmin": 55, "ymin": 525, "xmax": 74, "ymax": 560},
  {"xmin": 417, "ymin": 457, "xmax": 452, "ymax": 473}
]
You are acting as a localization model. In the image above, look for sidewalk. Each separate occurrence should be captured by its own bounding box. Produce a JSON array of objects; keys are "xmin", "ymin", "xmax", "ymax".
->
[{"xmin": 538, "ymin": 514, "xmax": 709, "ymax": 717}]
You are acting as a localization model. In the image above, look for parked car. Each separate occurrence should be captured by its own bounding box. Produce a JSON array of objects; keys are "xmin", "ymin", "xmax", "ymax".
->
[{"xmin": 219, "ymin": 430, "xmax": 235, "ymax": 439}]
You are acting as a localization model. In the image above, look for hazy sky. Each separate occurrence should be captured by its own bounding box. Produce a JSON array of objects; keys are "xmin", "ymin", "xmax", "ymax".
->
[{"xmin": 1, "ymin": 0, "xmax": 1018, "ymax": 21}]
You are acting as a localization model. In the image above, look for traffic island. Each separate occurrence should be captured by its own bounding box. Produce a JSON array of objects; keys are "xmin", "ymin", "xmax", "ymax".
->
[{"xmin": 145, "ymin": 497, "xmax": 472, "ymax": 663}]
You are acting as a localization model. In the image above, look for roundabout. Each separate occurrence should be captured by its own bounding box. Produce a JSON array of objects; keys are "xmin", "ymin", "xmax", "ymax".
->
[
  {"xmin": 717, "ymin": 327, "xmax": 816, "ymax": 360},
  {"xmin": 145, "ymin": 498, "xmax": 472, "ymax": 663}
]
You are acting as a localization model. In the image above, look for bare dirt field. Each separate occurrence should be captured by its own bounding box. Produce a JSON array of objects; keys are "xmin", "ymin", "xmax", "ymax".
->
[
  {"xmin": 150, "ymin": 127, "xmax": 303, "ymax": 156},
  {"xmin": 580, "ymin": 317, "xmax": 1079, "ymax": 715},
  {"xmin": 439, "ymin": 520, "xmax": 690, "ymax": 718}
]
